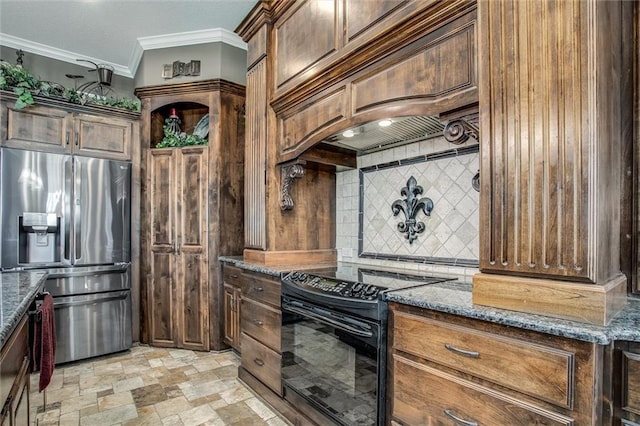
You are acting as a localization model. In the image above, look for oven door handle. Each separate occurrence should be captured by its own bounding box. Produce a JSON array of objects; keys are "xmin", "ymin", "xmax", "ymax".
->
[{"xmin": 282, "ymin": 302, "xmax": 374, "ymax": 338}]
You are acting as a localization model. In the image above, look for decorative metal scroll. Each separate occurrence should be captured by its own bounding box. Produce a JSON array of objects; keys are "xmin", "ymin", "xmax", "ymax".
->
[
  {"xmin": 443, "ymin": 115, "xmax": 479, "ymax": 145},
  {"xmin": 472, "ymin": 170, "xmax": 480, "ymax": 192},
  {"xmin": 280, "ymin": 161, "xmax": 306, "ymax": 211},
  {"xmin": 391, "ymin": 176, "xmax": 434, "ymax": 244}
]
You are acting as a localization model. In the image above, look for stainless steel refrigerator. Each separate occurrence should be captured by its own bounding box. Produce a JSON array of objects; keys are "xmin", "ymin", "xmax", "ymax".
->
[{"xmin": 0, "ymin": 147, "xmax": 132, "ymax": 364}]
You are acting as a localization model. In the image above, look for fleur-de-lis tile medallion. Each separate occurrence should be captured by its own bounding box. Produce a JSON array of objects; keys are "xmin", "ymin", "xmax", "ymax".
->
[{"xmin": 391, "ymin": 176, "xmax": 434, "ymax": 244}]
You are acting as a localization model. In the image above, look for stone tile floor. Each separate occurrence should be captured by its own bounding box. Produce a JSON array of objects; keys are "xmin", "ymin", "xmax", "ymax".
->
[{"xmin": 30, "ymin": 345, "xmax": 289, "ymax": 426}]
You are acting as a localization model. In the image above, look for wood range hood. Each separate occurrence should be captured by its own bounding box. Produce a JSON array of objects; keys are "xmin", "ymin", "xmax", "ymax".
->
[{"xmin": 238, "ymin": 0, "xmax": 632, "ymax": 325}]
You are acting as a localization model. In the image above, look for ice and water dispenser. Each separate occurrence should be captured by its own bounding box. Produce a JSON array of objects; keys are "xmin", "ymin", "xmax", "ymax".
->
[{"xmin": 18, "ymin": 212, "xmax": 60, "ymax": 264}]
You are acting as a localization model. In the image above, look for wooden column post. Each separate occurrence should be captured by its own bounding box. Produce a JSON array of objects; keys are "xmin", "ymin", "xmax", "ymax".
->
[{"xmin": 474, "ymin": 0, "xmax": 631, "ymax": 324}]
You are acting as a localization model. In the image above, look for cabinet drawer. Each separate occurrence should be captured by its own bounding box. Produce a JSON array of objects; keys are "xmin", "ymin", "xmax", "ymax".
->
[
  {"xmin": 241, "ymin": 272, "xmax": 280, "ymax": 307},
  {"xmin": 241, "ymin": 333, "xmax": 282, "ymax": 396},
  {"xmin": 624, "ymin": 350, "xmax": 640, "ymax": 415},
  {"xmin": 223, "ymin": 265, "xmax": 243, "ymax": 286},
  {"xmin": 392, "ymin": 354, "xmax": 573, "ymax": 426},
  {"xmin": 393, "ymin": 311, "xmax": 575, "ymax": 408},
  {"xmin": 241, "ymin": 298, "xmax": 281, "ymax": 352}
]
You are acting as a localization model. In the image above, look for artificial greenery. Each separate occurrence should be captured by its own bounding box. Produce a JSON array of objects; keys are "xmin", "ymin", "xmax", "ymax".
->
[
  {"xmin": 0, "ymin": 60, "xmax": 140, "ymax": 112},
  {"xmin": 156, "ymin": 118, "xmax": 208, "ymax": 148}
]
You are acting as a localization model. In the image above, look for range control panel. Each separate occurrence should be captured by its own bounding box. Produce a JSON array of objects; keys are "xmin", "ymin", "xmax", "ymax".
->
[{"xmin": 282, "ymin": 271, "xmax": 382, "ymax": 301}]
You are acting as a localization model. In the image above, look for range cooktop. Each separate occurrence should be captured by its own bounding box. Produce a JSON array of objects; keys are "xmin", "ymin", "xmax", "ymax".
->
[{"xmin": 281, "ymin": 263, "xmax": 458, "ymax": 323}]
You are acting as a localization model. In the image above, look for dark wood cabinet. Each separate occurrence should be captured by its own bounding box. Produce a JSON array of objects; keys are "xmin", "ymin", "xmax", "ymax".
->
[
  {"xmin": 223, "ymin": 265, "xmax": 242, "ymax": 351},
  {"xmin": 615, "ymin": 341, "xmax": 640, "ymax": 425},
  {"xmin": 240, "ymin": 270, "xmax": 282, "ymax": 396},
  {"xmin": 146, "ymin": 147, "xmax": 209, "ymax": 350},
  {"xmin": 0, "ymin": 317, "xmax": 30, "ymax": 426},
  {"xmin": 137, "ymin": 80, "xmax": 245, "ymax": 351}
]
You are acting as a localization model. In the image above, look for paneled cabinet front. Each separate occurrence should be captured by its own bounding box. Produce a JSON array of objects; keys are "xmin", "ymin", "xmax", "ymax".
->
[
  {"xmin": 240, "ymin": 270, "xmax": 283, "ymax": 396},
  {"xmin": 1, "ymin": 100, "xmax": 134, "ymax": 160},
  {"xmin": 0, "ymin": 316, "xmax": 30, "ymax": 426},
  {"xmin": 389, "ymin": 303, "xmax": 604, "ymax": 426},
  {"xmin": 223, "ymin": 265, "xmax": 242, "ymax": 351},
  {"xmin": 146, "ymin": 147, "xmax": 209, "ymax": 351}
]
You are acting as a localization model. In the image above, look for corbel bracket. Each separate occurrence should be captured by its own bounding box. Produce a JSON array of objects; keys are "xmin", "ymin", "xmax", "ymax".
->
[
  {"xmin": 280, "ymin": 160, "xmax": 306, "ymax": 211},
  {"xmin": 443, "ymin": 114, "xmax": 480, "ymax": 145}
]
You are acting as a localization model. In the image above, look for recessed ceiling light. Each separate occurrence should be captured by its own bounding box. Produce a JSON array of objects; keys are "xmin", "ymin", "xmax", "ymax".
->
[
  {"xmin": 342, "ymin": 129, "xmax": 355, "ymax": 138},
  {"xmin": 378, "ymin": 119, "xmax": 392, "ymax": 127}
]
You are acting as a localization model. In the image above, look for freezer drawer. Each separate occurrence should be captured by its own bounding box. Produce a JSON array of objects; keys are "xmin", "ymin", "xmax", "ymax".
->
[
  {"xmin": 45, "ymin": 265, "xmax": 130, "ymax": 297},
  {"xmin": 53, "ymin": 290, "xmax": 132, "ymax": 364}
]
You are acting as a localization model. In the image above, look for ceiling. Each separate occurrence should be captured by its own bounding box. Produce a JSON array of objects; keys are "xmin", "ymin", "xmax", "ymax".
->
[{"xmin": 0, "ymin": 0, "xmax": 257, "ymax": 78}]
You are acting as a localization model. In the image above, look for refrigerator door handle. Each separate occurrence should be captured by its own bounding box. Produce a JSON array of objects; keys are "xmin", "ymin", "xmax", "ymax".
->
[
  {"xmin": 64, "ymin": 156, "xmax": 73, "ymax": 263},
  {"xmin": 74, "ymin": 159, "xmax": 82, "ymax": 262}
]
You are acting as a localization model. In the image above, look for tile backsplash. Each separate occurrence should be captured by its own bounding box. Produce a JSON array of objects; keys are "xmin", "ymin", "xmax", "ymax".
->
[{"xmin": 336, "ymin": 136, "xmax": 480, "ymax": 281}]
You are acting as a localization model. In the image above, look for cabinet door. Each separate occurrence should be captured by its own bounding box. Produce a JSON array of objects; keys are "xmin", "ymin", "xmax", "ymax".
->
[
  {"xmin": 223, "ymin": 283, "xmax": 236, "ymax": 347},
  {"xmin": 74, "ymin": 113, "xmax": 132, "ymax": 160},
  {"xmin": 223, "ymin": 284, "xmax": 242, "ymax": 351},
  {"xmin": 1, "ymin": 103, "xmax": 71, "ymax": 153},
  {"xmin": 147, "ymin": 149, "xmax": 177, "ymax": 347},
  {"xmin": 11, "ymin": 358, "xmax": 29, "ymax": 426},
  {"xmin": 175, "ymin": 147, "xmax": 209, "ymax": 351}
]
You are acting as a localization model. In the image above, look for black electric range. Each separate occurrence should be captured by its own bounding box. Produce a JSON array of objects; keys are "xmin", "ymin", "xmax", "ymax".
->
[{"xmin": 281, "ymin": 263, "xmax": 456, "ymax": 322}]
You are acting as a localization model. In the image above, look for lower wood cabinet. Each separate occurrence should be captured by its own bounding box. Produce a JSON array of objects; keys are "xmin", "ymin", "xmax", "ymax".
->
[
  {"xmin": 389, "ymin": 303, "xmax": 606, "ymax": 426},
  {"xmin": 0, "ymin": 316, "xmax": 30, "ymax": 426},
  {"xmin": 240, "ymin": 270, "xmax": 283, "ymax": 396},
  {"xmin": 617, "ymin": 341, "xmax": 640, "ymax": 425},
  {"xmin": 223, "ymin": 265, "xmax": 242, "ymax": 351}
]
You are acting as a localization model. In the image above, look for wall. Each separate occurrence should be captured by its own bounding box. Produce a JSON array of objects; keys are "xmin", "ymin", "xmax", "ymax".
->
[
  {"xmin": 2, "ymin": 42, "xmax": 247, "ymax": 98},
  {"xmin": 0, "ymin": 45, "xmax": 136, "ymax": 98},
  {"xmin": 336, "ymin": 136, "xmax": 480, "ymax": 282},
  {"xmin": 134, "ymin": 42, "xmax": 247, "ymax": 88}
]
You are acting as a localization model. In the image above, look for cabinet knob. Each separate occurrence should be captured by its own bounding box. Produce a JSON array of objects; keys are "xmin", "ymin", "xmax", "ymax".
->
[
  {"xmin": 253, "ymin": 358, "xmax": 264, "ymax": 367},
  {"xmin": 252, "ymin": 319, "xmax": 263, "ymax": 326},
  {"xmin": 254, "ymin": 286, "xmax": 263, "ymax": 292}
]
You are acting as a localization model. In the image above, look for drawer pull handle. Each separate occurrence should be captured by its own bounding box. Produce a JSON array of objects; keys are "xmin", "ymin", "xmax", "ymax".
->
[
  {"xmin": 252, "ymin": 319, "xmax": 264, "ymax": 326},
  {"xmin": 254, "ymin": 358, "xmax": 265, "ymax": 366},
  {"xmin": 230, "ymin": 274, "xmax": 239, "ymax": 279},
  {"xmin": 444, "ymin": 409, "xmax": 477, "ymax": 426},
  {"xmin": 254, "ymin": 286, "xmax": 263, "ymax": 292},
  {"xmin": 445, "ymin": 343, "xmax": 479, "ymax": 358}
]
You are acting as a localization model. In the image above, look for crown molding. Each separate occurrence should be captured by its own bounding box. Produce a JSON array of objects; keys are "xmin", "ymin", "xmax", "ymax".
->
[
  {"xmin": 0, "ymin": 33, "xmax": 133, "ymax": 77},
  {"xmin": 1, "ymin": 28, "xmax": 247, "ymax": 80},
  {"xmin": 137, "ymin": 28, "xmax": 247, "ymax": 52}
]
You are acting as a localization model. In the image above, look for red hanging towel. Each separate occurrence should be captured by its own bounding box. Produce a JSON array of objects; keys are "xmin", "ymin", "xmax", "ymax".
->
[{"xmin": 33, "ymin": 294, "xmax": 56, "ymax": 392}]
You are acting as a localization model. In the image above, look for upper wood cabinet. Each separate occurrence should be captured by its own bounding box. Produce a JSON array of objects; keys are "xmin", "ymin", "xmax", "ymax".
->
[
  {"xmin": 477, "ymin": 0, "xmax": 631, "ymax": 284},
  {"xmin": 270, "ymin": 0, "xmax": 477, "ymax": 162},
  {"xmin": 1, "ymin": 96, "xmax": 136, "ymax": 161}
]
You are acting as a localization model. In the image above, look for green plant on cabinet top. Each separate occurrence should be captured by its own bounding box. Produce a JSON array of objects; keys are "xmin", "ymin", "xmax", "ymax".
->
[
  {"xmin": 0, "ymin": 60, "xmax": 140, "ymax": 112},
  {"xmin": 155, "ymin": 118, "xmax": 208, "ymax": 148}
]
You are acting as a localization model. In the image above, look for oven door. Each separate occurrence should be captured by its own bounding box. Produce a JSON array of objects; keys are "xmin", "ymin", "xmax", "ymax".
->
[{"xmin": 281, "ymin": 297, "xmax": 383, "ymax": 426}]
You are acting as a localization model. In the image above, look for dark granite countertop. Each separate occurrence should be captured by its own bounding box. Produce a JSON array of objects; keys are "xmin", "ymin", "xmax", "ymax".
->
[
  {"xmin": 220, "ymin": 256, "xmax": 640, "ymax": 345},
  {"xmin": 0, "ymin": 271, "xmax": 47, "ymax": 350},
  {"xmin": 384, "ymin": 281, "xmax": 640, "ymax": 345}
]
